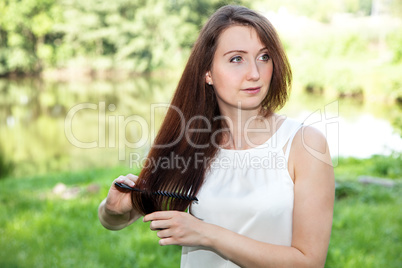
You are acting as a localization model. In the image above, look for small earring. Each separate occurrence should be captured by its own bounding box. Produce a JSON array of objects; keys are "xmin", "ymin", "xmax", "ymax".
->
[{"xmin": 208, "ymin": 82, "xmax": 212, "ymax": 85}]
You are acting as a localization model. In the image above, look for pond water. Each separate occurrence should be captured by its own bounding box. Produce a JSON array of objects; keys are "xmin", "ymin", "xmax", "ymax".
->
[{"xmin": 0, "ymin": 77, "xmax": 401, "ymax": 177}]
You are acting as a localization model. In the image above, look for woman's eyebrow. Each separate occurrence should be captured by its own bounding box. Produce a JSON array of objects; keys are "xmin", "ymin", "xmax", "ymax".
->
[
  {"xmin": 223, "ymin": 49, "xmax": 247, "ymax": 56},
  {"xmin": 223, "ymin": 47, "xmax": 268, "ymax": 56}
]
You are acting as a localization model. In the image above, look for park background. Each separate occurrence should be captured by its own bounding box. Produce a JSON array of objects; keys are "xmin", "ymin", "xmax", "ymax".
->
[{"xmin": 0, "ymin": 0, "xmax": 401, "ymax": 267}]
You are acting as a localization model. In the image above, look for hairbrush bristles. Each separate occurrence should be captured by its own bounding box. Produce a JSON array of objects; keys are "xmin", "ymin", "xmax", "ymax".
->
[{"xmin": 114, "ymin": 182, "xmax": 198, "ymax": 202}]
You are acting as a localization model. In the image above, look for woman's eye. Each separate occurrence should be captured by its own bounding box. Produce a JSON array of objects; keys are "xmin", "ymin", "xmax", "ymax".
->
[
  {"xmin": 259, "ymin": 54, "xmax": 270, "ymax": 61},
  {"xmin": 230, "ymin": 56, "xmax": 242, "ymax": 63}
]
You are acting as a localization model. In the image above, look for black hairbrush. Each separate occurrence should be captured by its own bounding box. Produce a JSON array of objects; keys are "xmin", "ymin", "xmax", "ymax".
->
[{"xmin": 114, "ymin": 182, "xmax": 198, "ymax": 202}]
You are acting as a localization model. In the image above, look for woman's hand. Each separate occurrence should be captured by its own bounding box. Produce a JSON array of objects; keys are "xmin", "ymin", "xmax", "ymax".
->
[
  {"xmin": 104, "ymin": 173, "xmax": 138, "ymax": 215},
  {"xmin": 98, "ymin": 173, "xmax": 141, "ymax": 230},
  {"xmin": 143, "ymin": 211, "xmax": 209, "ymax": 247}
]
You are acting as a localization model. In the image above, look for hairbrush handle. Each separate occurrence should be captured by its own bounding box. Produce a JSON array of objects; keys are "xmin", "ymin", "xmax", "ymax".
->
[
  {"xmin": 114, "ymin": 182, "xmax": 198, "ymax": 202},
  {"xmin": 114, "ymin": 182, "xmax": 142, "ymax": 192}
]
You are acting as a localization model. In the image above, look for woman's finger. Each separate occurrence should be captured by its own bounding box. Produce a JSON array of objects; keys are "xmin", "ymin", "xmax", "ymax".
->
[
  {"xmin": 149, "ymin": 219, "xmax": 170, "ymax": 231},
  {"xmin": 114, "ymin": 175, "xmax": 126, "ymax": 183},
  {"xmin": 126, "ymin": 173, "xmax": 138, "ymax": 183},
  {"xmin": 143, "ymin": 211, "xmax": 177, "ymax": 222},
  {"xmin": 114, "ymin": 175, "xmax": 135, "ymax": 187},
  {"xmin": 156, "ymin": 229, "xmax": 172, "ymax": 239},
  {"xmin": 159, "ymin": 237, "xmax": 175, "ymax": 246}
]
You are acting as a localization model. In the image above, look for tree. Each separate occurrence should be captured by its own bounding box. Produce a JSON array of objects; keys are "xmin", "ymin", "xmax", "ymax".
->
[
  {"xmin": 0, "ymin": 0, "xmax": 252, "ymax": 76},
  {"xmin": 0, "ymin": 0, "xmax": 61, "ymax": 76}
]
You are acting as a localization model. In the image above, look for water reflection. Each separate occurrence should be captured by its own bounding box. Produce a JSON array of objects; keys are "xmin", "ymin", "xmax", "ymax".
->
[
  {"xmin": 283, "ymin": 91, "xmax": 402, "ymax": 159},
  {"xmin": 287, "ymin": 109, "xmax": 402, "ymax": 159},
  {"xmin": 0, "ymin": 77, "xmax": 177, "ymax": 177},
  {"xmin": 0, "ymin": 77, "xmax": 401, "ymax": 177}
]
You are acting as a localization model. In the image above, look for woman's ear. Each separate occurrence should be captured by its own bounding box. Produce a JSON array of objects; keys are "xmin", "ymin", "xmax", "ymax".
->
[{"xmin": 205, "ymin": 71, "xmax": 213, "ymax": 85}]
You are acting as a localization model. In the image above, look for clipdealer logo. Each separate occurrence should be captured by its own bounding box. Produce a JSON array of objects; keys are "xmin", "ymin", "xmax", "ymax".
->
[
  {"xmin": 64, "ymin": 100, "xmax": 339, "ymax": 166},
  {"xmin": 128, "ymin": 150, "xmax": 288, "ymax": 173}
]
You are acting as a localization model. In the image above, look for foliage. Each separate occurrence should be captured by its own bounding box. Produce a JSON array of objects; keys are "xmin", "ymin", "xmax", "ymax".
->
[
  {"xmin": 253, "ymin": 0, "xmax": 374, "ymax": 22},
  {"xmin": 254, "ymin": 0, "xmax": 402, "ymax": 19},
  {"xmin": 0, "ymin": 145, "xmax": 13, "ymax": 178},
  {"xmin": 0, "ymin": 0, "xmax": 250, "ymax": 76},
  {"xmin": 0, "ymin": 0, "xmax": 62, "ymax": 75},
  {"xmin": 335, "ymin": 154, "xmax": 402, "ymax": 181},
  {"xmin": 387, "ymin": 31, "xmax": 402, "ymax": 63},
  {"xmin": 390, "ymin": 0, "xmax": 402, "ymax": 17},
  {"xmin": 344, "ymin": 0, "xmax": 373, "ymax": 15},
  {"xmin": 368, "ymin": 153, "xmax": 402, "ymax": 178},
  {"xmin": 393, "ymin": 112, "xmax": 402, "ymax": 138},
  {"xmin": 1, "ymin": 0, "xmax": 401, "ymax": 76},
  {"xmin": 286, "ymin": 17, "xmax": 402, "ymax": 103}
]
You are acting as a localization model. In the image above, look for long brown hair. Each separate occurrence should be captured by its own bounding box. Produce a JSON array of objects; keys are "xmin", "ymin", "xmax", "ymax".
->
[{"xmin": 132, "ymin": 5, "xmax": 292, "ymax": 215}]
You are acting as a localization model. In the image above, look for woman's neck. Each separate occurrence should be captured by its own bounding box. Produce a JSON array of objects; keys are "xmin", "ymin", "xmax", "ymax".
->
[{"xmin": 219, "ymin": 108, "xmax": 284, "ymax": 150}]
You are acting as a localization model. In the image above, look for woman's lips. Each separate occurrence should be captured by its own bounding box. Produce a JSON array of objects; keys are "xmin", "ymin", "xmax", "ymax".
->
[{"xmin": 242, "ymin": 87, "xmax": 261, "ymax": 94}]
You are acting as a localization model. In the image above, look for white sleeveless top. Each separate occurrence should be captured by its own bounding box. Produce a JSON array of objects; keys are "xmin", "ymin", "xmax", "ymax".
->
[{"xmin": 181, "ymin": 118, "xmax": 303, "ymax": 268}]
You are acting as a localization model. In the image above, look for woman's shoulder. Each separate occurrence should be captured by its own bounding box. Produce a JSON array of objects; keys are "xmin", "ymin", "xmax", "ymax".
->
[
  {"xmin": 292, "ymin": 124, "xmax": 332, "ymax": 167},
  {"xmin": 297, "ymin": 125, "xmax": 327, "ymax": 151},
  {"xmin": 277, "ymin": 115, "xmax": 326, "ymax": 149}
]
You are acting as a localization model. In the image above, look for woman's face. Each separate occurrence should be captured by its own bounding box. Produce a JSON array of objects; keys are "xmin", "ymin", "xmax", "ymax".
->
[{"xmin": 206, "ymin": 25, "xmax": 273, "ymax": 115}]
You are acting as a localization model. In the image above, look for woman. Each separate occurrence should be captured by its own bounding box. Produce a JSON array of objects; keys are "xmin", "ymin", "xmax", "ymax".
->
[{"xmin": 98, "ymin": 5, "xmax": 334, "ymax": 267}]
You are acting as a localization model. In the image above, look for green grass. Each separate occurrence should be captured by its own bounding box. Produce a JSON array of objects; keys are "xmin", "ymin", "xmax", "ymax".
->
[
  {"xmin": 328, "ymin": 184, "xmax": 402, "ymax": 267},
  {"xmin": 328, "ymin": 155, "xmax": 402, "ymax": 267},
  {"xmin": 0, "ymin": 167, "xmax": 181, "ymax": 268},
  {"xmin": 0, "ymin": 156, "xmax": 401, "ymax": 267}
]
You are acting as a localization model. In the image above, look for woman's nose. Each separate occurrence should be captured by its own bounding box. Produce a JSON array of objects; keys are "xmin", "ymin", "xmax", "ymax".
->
[{"xmin": 246, "ymin": 61, "xmax": 260, "ymax": 81}]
